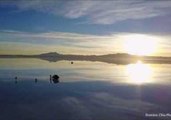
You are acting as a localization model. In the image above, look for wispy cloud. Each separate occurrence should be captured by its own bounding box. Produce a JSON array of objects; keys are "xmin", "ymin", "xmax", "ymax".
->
[
  {"xmin": 61, "ymin": 0, "xmax": 171, "ymax": 24},
  {"xmin": 0, "ymin": 30, "xmax": 170, "ymax": 55},
  {"xmin": 0, "ymin": 30, "xmax": 115, "ymax": 44},
  {"xmin": 0, "ymin": 0, "xmax": 171, "ymax": 24},
  {"xmin": 0, "ymin": 30, "xmax": 123, "ymax": 54}
]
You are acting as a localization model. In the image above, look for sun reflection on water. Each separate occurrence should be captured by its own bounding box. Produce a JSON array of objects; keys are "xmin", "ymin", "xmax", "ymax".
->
[{"xmin": 126, "ymin": 61, "xmax": 153, "ymax": 85}]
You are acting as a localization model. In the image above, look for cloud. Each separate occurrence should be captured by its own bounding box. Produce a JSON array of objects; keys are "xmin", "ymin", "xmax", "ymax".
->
[
  {"xmin": 0, "ymin": 30, "xmax": 117, "ymax": 46},
  {"xmin": 0, "ymin": 0, "xmax": 171, "ymax": 24},
  {"xmin": 0, "ymin": 30, "xmax": 170, "ymax": 55},
  {"xmin": 0, "ymin": 30, "xmax": 123, "ymax": 54},
  {"xmin": 61, "ymin": 0, "xmax": 171, "ymax": 24}
]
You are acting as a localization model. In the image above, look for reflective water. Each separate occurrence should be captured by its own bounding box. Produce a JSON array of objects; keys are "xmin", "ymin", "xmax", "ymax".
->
[{"xmin": 0, "ymin": 58, "xmax": 171, "ymax": 120}]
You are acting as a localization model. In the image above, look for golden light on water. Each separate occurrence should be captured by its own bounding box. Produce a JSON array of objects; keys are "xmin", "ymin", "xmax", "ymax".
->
[
  {"xmin": 123, "ymin": 34, "xmax": 158, "ymax": 56},
  {"xmin": 126, "ymin": 61, "xmax": 153, "ymax": 85}
]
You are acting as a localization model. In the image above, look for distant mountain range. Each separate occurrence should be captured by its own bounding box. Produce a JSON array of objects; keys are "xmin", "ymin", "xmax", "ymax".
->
[{"xmin": 0, "ymin": 52, "xmax": 171, "ymax": 64}]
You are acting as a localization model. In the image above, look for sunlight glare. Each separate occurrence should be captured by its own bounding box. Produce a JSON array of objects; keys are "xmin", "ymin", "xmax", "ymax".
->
[
  {"xmin": 123, "ymin": 34, "xmax": 158, "ymax": 56},
  {"xmin": 126, "ymin": 61, "xmax": 153, "ymax": 85}
]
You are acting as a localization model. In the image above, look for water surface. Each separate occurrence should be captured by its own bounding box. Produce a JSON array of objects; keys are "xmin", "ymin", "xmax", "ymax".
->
[{"xmin": 0, "ymin": 58, "xmax": 171, "ymax": 120}]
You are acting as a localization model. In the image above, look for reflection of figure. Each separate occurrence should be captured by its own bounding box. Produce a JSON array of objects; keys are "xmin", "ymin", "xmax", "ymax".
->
[
  {"xmin": 35, "ymin": 78, "xmax": 38, "ymax": 83},
  {"xmin": 52, "ymin": 74, "xmax": 60, "ymax": 84},
  {"xmin": 14, "ymin": 76, "xmax": 18, "ymax": 84}
]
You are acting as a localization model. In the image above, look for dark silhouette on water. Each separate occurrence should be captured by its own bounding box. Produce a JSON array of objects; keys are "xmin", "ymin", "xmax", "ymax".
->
[
  {"xmin": 35, "ymin": 78, "xmax": 38, "ymax": 83},
  {"xmin": 12, "ymin": 75, "xmax": 59, "ymax": 84},
  {"xmin": 52, "ymin": 74, "xmax": 60, "ymax": 84},
  {"xmin": 71, "ymin": 61, "xmax": 74, "ymax": 64},
  {"xmin": 14, "ymin": 76, "xmax": 18, "ymax": 84}
]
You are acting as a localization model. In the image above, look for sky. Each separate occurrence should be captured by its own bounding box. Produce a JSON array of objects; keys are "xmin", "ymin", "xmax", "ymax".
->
[{"xmin": 0, "ymin": 0, "xmax": 171, "ymax": 56}]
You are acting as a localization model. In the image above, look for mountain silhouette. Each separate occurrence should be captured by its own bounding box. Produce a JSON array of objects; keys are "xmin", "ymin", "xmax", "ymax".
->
[{"xmin": 0, "ymin": 52, "xmax": 171, "ymax": 64}]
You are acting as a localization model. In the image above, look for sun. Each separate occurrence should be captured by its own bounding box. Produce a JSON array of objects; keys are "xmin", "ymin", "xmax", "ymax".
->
[{"xmin": 123, "ymin": 34, "xmax": 158, "ymax": 56}]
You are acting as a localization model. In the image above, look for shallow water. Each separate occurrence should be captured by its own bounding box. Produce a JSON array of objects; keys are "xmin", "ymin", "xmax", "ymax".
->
[{"xmin": 0, "ymin": 58, "xmax": 171, "ymax": 120}]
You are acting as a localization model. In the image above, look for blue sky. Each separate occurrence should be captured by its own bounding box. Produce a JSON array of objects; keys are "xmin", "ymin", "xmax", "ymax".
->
[{"xmin": 0, "ymin": 0, "xmax": 171, "ymax": 56}]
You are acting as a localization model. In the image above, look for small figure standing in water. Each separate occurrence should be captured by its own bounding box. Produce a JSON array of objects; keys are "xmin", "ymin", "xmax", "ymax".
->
[
  {"xmin": 35, "ymin": 78, "xmax": 38, "ymax": 83},
  {"xmin": 14, "ymin": 76, "xmax": 18, "ymax": 84},
  {"xmin": 71, "ymin": 61, "xmax": 74, "ymax": 64},
  {"xmin": 52, "ymin": 74, "xmax": 60, "ymax": 84}
]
